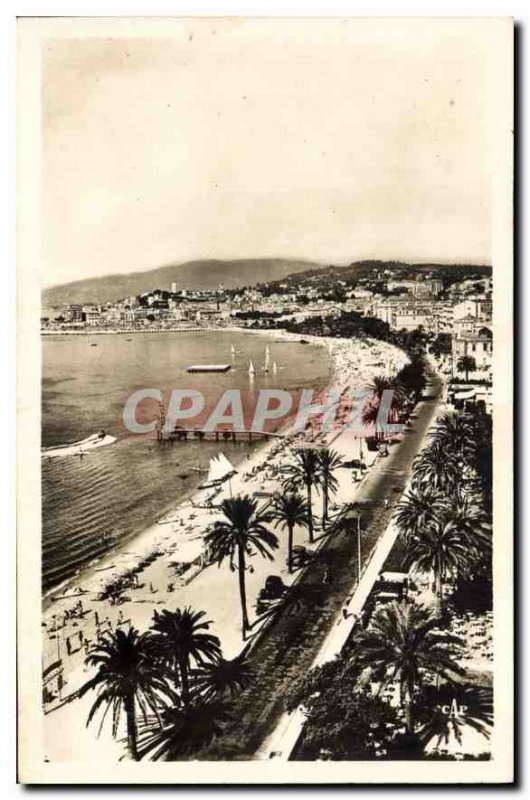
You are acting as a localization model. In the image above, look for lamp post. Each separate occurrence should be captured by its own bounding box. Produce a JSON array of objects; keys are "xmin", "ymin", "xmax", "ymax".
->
[{"xmin": 356, "ymin": 514, "xmax": 362, "ymax": 583}]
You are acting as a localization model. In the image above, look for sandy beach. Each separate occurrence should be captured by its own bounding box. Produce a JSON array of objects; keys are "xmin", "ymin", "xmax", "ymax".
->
[{"xmin": 42, "ymin": 331, "xmax": 408, "ymax": 761}]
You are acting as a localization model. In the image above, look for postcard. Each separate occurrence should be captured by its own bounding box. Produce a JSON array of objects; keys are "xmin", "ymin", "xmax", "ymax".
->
[{"xmin": 17, "ymin": 16, "xmax": 513, "ymax": 784}]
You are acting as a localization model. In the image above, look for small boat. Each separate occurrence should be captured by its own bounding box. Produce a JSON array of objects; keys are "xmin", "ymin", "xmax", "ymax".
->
[
  {"xmin": 42, "ymin": 430, "xmax": 115, "ymax": 459},
  {"xmin": 199, "ymin": 453, "xmax": 238, "ymax": 489},
  {"xmin": 51, "ymin": 589, "xmax": 88, "ymax": 601},
  {"xmin": 248, "ymin": 360, "xmax": 256, "ymax": 376},
  {"xmin": 90, "ymin": 343, "xmax": 98, "ymax": 347},
  {"xmin": 263, "ymin": 345, "xmax": 271, "ymax": 373},
  {"xmin": 230, "ymin": 344, "xmax": 236, "ymax": 356}
]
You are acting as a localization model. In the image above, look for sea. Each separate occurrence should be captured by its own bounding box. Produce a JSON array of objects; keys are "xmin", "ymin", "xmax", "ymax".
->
[{"xmin": 41, "ymin": 330, "xmax": 332, "ymax": 593}]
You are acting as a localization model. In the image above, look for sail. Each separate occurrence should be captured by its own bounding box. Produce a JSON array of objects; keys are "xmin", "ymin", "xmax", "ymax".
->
[
  {"xmin": 264, "ymin": 346, "xmax": 271, "ymax": 372},
  {"xmin": 219, "ymin": 453, "xmax": 237, "ymax": 475},
  {"xmin": 206, "ymin": 456, "xmax": 225, "ymax": 483},
  {"xmin": 205, "ymin": 453, "xmax": 237, "ymax": 484},
  {"xmin": 248, "ymin": 359, "xmax": 255, "ymax": 375},
  {"xmin": 205, "ymin": 456, "xmax": 218, "ymax": 483}
]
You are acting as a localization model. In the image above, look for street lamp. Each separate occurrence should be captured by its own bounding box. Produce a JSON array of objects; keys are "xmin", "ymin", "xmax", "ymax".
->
[{"xmin": 356, "ymin": 514, "xmax": 362, "ymax": 583}]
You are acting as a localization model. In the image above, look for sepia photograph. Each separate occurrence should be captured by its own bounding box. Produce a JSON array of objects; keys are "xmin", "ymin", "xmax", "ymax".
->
[{"xmin": 16, "ymin": 15, "xmax": 513, "ymax": 784}]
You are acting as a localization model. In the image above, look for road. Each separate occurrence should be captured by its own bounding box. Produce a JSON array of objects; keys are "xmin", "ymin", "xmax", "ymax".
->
[
  {"xmin": 257, "ymin": 373, "xmax": 445, "ymax": 759},
  {"xmin": 197, "ymin": 370, "xmax": 445, "ymax": 760}
]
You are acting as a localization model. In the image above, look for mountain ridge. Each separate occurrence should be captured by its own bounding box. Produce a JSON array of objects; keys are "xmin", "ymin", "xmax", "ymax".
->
[
  {"xmin": 42, "ymin": 258, "xmax": 324, "ymax": 306},
  {"xmin": 43, "ymin": 257, "xmax": 492, "ymax": 307}
]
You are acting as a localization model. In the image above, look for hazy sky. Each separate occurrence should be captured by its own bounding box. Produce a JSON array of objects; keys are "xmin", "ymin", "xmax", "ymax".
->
[{"xmin": 42, "ymin": 18, "xmax": 498, "ymax": 287}]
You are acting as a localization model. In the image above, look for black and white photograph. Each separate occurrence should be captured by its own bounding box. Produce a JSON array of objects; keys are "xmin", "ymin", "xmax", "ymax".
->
[{"xmin": 15, "ymin": 14, "xmax": 513, "ymax": 784}]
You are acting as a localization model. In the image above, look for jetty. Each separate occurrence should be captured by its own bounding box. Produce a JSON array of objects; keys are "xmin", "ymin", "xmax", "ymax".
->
[{"xmin": 157, "ymin": 427, "xmax": 284, "ymax": 443}]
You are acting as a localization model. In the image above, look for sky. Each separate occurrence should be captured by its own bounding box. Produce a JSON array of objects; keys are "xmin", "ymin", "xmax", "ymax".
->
[{"xmin": 41, "ymin": 17, "xmax": 500, "ymax": 288}]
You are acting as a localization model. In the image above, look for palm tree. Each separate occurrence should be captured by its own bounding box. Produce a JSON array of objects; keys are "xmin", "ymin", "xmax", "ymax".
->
[
  {"xmin": 137, "ymin": 691, "xmax": 231, "ymax": 761},
  {"xmin": 394, "ymin": 486, "xmax": 451, "ymax": 544},
  {"xmin": 366, "ymin": 375, "xmax": 404, "ymax": 400},
  {"xmin": 362, "ymin": 375, "xmax": 406, "ymax": 434},
  {"xmin": 269, "ymin": 492, "xmax": 309, "ymax": 573},
  {"xmin": 192, "ymin": 651, "xmax": 253, "ymax": 704},
  {"xmin": 417, "ymin": 685, "xmax": 493, "ymax": 751},
  {"xmin": 282, "ymin": 449, "xmax": 322, "ymax": 542},
  {"xmin": 78, "ymin": 627, "xmax": 169, "ymax": 761},
  {"xmin": 318, "ymin": 448, "xmax": 343, "ymax": 524},
  {"xmin": 204, "ymin": 495, "xmax": 279, "ymax": 636},
  {"xmin": 465, "ymin": 406, "xmax": 492, "ymax": 507},
  {"xmin": 397, "ymin": 356, "xmax": 427, "ymax": 402},
  {"xmin": 429, "ymin": 412, "xmax": 475, "ymax": 464},
  {"xmin": 150, "ymin": 607, "xmax": 221, "ymax": 708},
  {"xmin": 412, "ymin": 443, "xmax": 461, "ymax": 493},
  {"xmin": 456, "ymin": 354, "xmax": 477, "ymax": 382},
  {"xmin": 405, "ymin": 521, "xmax": 471, "ymax": 615},
  {"xmin": 353, "ymin": 602, "xmax": 464, "ymax": 734},
  {"xmin": 444, "ymin": 491, "xmax": 492, "ymax": 554}
]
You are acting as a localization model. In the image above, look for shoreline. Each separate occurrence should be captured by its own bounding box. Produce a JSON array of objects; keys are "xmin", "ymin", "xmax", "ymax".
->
[
  {"xmin": 41, "ymin": 329, "xmax": 332, "ymax": 603},
  {"xmin": 41, "ymin": 324, "xmax": 263, "ymax": 336},
  {"xmin": 41, "ymin": 330, "xmax": 405, "ymax": 610},
  {"xmin": 41, "ymin": 331, "xmax": 408, "ymax": 730}
]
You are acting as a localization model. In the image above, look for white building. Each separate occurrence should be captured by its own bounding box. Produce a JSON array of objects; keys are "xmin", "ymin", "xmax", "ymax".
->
[
  {"xmin": 452, "ymin": 326, "xmax": 493, "ymax": 374},
  {"xmin": 453, "ymin": 297, "xmax": 492, "ymax": 321}
]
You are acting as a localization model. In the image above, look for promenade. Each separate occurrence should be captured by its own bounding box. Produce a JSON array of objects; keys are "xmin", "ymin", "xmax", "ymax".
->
[
  {"xmin": 199, "ymin": 370, "xmax": 444, "ymax": 760},
  {"xmin": 257, "ymin": 372, "xmax": 444, "ymax": 759},
  {"xmin": 42, "ymin": 335, "xmax": 411, "ymax": 762}
]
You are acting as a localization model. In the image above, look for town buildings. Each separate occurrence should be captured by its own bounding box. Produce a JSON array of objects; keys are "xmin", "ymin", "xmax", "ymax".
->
[{"xmin": 42, "ymin": 269, "xmax": 492, "ymax": 386}]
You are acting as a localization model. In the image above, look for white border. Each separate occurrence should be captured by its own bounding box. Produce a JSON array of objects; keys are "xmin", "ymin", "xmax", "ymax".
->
[{"xmin": 6, "ymin": 6, "xmax": 519, "ymax": 792}]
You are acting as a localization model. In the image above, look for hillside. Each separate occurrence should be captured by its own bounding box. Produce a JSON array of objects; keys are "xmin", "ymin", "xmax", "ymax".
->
[
  {"xmin": 42, "ymin": 259, "xmax": 324, "ymax": 307},
  {"xmin": 43, "ymin": 258, "xmax": 492, "ymax": 307},
  {"xmin": 258, "ymin": 260, "xmax": 492, "ymax": 289}
]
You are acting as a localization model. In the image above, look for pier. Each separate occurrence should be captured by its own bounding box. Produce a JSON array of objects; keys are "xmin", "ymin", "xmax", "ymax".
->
[{"xmin": 157, "ymin": 427, "xmax": 283, "ymax": 443}]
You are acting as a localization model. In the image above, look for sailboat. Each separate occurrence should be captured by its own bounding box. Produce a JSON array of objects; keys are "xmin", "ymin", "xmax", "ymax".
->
[
  {"xmin": 263, "ymin": 345, "xmax": 271, "ymax": 373},
  {"xmin": 199, "ymin": 453, "xmax": 237, "ymax": 488},
  {"xmin": 230, "ymin": 344, "xmax": 236, "ymax": 357},
  {"xmin": 248, "ymin": 359, "xmax": 256, "ymax": 376},
  {"xmin": 272, "ymin": 361, "xmax": 278, "ymax": 375}
]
